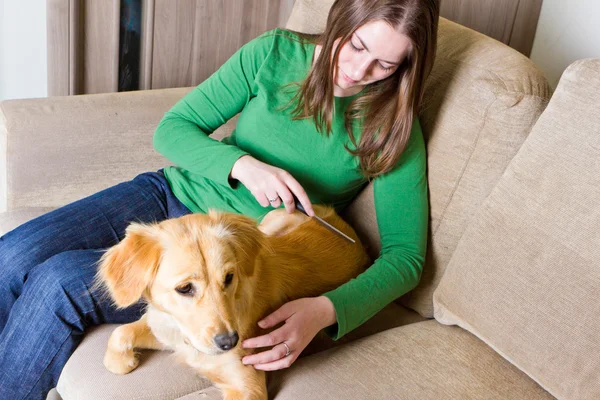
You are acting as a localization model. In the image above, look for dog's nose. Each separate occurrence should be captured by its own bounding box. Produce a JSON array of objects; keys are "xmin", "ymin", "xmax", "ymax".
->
[{"xmin": 214, "ymin": 331, "xmax": 239, "ymax": 351}]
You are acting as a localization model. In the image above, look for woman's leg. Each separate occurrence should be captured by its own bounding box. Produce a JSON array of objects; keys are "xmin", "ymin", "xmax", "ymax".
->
[
  {"xmin": 0, "ymin": 249, "xmax": 139, "ymax": 400},
  {"xmin": 0, "ymin": 170, "xmax": 191, "ymax": 399},
  {"xmin": 0, "ymin": 170, "xmax": 190, "ymax": 331}
]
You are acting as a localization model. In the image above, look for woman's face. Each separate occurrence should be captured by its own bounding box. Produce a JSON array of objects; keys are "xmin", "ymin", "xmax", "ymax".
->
[{"xmin": 332, "ymin": 20, "xmax": 411, "ymax": 97}]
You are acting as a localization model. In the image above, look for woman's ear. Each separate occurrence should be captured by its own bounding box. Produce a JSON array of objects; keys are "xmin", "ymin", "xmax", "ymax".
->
[{"xmin": 96, "ymin": 222, "xmax": 163, "ymax": 308}]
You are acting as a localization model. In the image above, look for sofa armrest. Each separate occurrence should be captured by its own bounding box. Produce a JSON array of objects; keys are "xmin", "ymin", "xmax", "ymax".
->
[{"xmin": 0, "ymin": 88, "xmax": 238, "ymax": 212}]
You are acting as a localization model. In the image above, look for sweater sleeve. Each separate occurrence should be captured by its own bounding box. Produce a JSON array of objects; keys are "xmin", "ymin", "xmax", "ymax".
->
[
  {"xmin": 323, "ymin": 118, "xmax": 429, "ymax": 340},
  {"xmin": 153, "ymin": 30, "xmax": 276, "ymax": 187}
]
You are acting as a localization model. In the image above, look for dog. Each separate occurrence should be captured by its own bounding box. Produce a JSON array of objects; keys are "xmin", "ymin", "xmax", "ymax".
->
[{"xmin": 96, "ymin": 205, "xmax": 370, "ymax": 400}]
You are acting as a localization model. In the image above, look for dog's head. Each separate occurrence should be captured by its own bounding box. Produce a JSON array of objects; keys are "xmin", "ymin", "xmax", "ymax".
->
[{"xmin": 97, "ymin": 210, "xmax": 264, "ymax": 355}]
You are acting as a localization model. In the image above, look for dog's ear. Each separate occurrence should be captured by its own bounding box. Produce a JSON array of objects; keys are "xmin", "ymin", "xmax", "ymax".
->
[
  {"xmin": 97, "ymin": 222, "xmax": 162, "ymax": 308},
  {"xmin": 208, "ymin": 211, "xmax": 264, "ymax": 277}
]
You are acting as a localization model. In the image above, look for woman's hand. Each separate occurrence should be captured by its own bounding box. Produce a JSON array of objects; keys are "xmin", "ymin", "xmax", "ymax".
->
[
  {"xmin": 241, "ymin": 296, "xmax": 336, "ymax": 370},
  {"xmin": 230, "ymin": 155, "xmax": 314, "ymax": 216}
]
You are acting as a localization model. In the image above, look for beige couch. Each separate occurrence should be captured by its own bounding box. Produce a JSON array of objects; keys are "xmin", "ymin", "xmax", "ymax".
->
[{"xmin": 1, "ymin": 1, "xmax": 598, "ymax": 399}]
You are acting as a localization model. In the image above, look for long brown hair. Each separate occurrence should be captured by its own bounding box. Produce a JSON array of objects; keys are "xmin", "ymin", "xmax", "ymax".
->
[{"xmin": 289, "ymin": 0, "xmax": 439, "ymax": 178}]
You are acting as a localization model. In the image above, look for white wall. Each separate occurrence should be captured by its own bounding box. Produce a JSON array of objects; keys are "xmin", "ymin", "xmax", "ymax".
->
[
  {"xmin": 530, "ymin": 0, "xmax": 600, "ymax": 89},
  {"xmin": 0, "ymin": 0, "xmax": 48, "ymax": 101}
]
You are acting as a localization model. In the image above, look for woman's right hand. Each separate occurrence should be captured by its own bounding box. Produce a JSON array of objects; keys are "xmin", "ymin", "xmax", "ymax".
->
[{"xmin": 230, "ymin": 155, "xmax": 315, "ymax": 216}]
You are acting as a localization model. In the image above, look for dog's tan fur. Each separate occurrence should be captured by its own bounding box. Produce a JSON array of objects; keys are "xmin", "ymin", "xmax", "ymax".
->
[{"xmin": 97, "ymin": 205, "xmax": 369, "ymax": 400}]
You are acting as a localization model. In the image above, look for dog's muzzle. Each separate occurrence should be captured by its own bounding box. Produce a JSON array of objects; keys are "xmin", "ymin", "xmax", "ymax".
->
[{"xmin": 213, "ymin": 331, "xmax": 239, "ymax": 351}]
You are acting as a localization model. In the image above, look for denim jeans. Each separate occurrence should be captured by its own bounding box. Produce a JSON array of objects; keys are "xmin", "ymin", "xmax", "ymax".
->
[{"xmin": 0, "ymin": 170, "xmax": 192, "ymax": 400}]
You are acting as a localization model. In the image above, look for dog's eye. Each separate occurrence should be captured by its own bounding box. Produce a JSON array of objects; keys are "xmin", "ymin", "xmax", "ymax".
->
[
  {"xmin": 224, "ymin": 273, "xmax": 234, "ymax": 287},
  {"xmin": 175, "ymin": 283, "xmax": 194, "ymax": 296}
]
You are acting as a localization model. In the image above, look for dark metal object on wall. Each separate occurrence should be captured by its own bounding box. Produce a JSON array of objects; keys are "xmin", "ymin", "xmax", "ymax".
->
[{"xmin": 119, "ymin": 0, "xmax": 142, "ymax": 92}]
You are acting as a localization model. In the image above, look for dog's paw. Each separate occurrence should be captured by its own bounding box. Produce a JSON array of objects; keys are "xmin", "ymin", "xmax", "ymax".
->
[
  {"xmin": 104, "ymin": 347, "xmax": 139, "ymax": 375},
  {"xmin": 104, "ymin": 326, "xmax": 140, "ymax": 374}
]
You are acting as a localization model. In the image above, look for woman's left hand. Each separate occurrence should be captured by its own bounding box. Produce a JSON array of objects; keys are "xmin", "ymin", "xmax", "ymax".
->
[{"xmin": 241, "ymin": 296, "xmax": 336, "ymax": 370}]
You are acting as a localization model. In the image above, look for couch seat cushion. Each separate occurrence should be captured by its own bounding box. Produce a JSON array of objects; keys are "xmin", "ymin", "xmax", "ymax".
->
[
  {"xmin": 56, "ymin": 303, "xmax": 424, "ymax": 399},
  {"xmin": 56, "ymin": 324, "xmax": 212, "ymax": 400},
  {"xmin": 268, "ymin": 320, "xmax": 554, "ymax": 400}
]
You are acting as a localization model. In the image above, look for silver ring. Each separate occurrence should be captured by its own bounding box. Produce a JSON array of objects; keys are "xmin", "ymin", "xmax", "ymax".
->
[
  {"xmin": 268, "ymin": 197, "xmax": 279, "ymax": 203},
  {"xmin": 282, "ymin": 342, "xmax": 291, "ymax": 357}
]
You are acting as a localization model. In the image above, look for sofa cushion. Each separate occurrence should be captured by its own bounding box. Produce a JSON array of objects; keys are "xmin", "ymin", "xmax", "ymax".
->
[
  {"xmin": 285, "ymin": 0, "xmax": 334, "ymax": 34},
  {"xmin": 0, "ymin": 89, "xmax": 175, "ymax": 210},
  {"xmin": 405, "ymin": 18, "xmax": 552, "ymax": 317},
  {"xmin": 287, "ymin": 1, "xmax": 552, "ymax": 317},
  {"xmin": 45, "ymin": 389, "xmax": 62, "ymax": 400},
  {"xmin": 433, "ymin": 59, "xmax": 600, "ymax": 400},
  {"xmin": 0, "ymin": 89, "xmax": 240, "ymax": 213},
  {"xmin": 56, "ymin": 303, "xmax": 424, "ymax": 399},
  {"xmin": 56, "ymin": 324, "xmax": 213, "ymax": 400},
  {"xmin": 267, "ymin": 320, "xmax": 554, "ymax": 399}
]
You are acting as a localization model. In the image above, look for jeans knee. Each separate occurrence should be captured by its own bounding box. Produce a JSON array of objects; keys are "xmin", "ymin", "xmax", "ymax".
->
[
  {"xmin": 132, "ymin": 170, "xmax": 165, "ymax": 193},
  {"xmin": 0, "ymin": 238, "xmax": 41, "ymax": 295},
  {"xmin": 0, "ymin": 234, "xmax": 26, "ymax": 266},
  {"xmin": 25, "ymin": 250, "xmax": 102, "ymax": 329}
]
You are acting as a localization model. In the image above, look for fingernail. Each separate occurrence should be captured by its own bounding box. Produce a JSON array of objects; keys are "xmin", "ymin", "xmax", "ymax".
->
[{"xmin": 258, "ymin": 320, "xmax": 266, "ymax": 328}]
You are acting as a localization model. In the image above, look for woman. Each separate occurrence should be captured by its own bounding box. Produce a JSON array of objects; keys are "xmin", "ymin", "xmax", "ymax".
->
[{"xmin": 0, "ymin": 0, "xmax": 439, "ymax": 398}]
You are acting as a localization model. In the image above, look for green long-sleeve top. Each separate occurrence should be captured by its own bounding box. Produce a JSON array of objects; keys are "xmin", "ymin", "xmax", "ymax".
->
[{"xmin": 153, "ymin": 28, "xmax": 428, "ymax": 340}]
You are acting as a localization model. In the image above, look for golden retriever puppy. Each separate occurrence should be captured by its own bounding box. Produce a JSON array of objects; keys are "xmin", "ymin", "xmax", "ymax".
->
[{"xmin": 96, "ymin": 205, "xmax": 369, "ymax": 400}]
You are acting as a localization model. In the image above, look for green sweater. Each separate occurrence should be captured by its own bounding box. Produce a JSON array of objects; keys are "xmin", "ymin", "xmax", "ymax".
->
[{"xmin": 153, "ymin": 28, "xmax": 428, "ymax": 340}]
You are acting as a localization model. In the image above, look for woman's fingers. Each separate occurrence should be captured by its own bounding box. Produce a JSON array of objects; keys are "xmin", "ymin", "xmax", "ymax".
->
[
  {"xmin": 265, "ymin": 191, "xmax": 282, "ymax": 209},
  {"xmin": 254, "ymin": 354, "xmax": 296, "ymax": 371},
  {"xmin": 257, "ymin": 302, "xmax": 293, "ymax": 329},
  {"xmin": 260, "ymin": 176, "xmax": 311, "ymax": 215},
  {"xmin": 255, "ymin": 192, "xmax": 271, "ymax": 208},
  {"xmin": 282, "ymin": 175, "xmax": 314, "ymax": 216},
  {"xmin": 242, "ymin": 342, "xmax": 290, "ymax": 366},
  {"xmin": 273, "ymin": 184, "xmax": 296, "ymax": 214},
  {"xmin": 243, "ymin": 325, "xmax": 289, "ymax": 349},
  {"xmin": 240, "ymin": 158, "xmax": 312, "ymax": 215}
]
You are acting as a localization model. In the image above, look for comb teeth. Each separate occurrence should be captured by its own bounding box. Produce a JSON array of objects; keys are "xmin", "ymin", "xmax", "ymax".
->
[{"xmin": 292, "ymin": 194, "xmax": 355, "ymax": 244}]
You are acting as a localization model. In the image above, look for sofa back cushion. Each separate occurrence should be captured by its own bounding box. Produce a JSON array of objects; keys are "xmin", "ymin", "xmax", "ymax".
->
[
  {"xmin": 433, "ymin": 59, "xmax": 600, "ymax": 400},
  {"xmin": 287, "ymin": 1, "xmax": 552, "ymax": 317},
  {"xmin": 0, "ymin": 89, "xmax": 191, "ymax": 210},
  {"xmin": 0, "ymin": 87, "xmax": 241, "ymax": 213}
]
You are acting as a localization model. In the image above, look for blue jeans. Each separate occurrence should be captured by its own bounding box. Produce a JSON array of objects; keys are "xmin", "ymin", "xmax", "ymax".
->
[{"xmin": 0, "ymin": 170, "xmax": 192, "ymax": 400}]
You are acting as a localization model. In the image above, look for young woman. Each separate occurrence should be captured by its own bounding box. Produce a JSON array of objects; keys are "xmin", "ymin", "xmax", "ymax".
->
[{"xmin": 0, "ymin": 0, "xmax": 439, "ymax": 398}]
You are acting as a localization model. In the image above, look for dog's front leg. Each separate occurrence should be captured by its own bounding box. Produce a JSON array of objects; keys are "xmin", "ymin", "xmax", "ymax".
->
[
  {"xmin": 104, "ymin": 314, "xmax": 164, "ymax": 375},
  {"xmin": 208, "ymin": 365, "xmax": 267, "ymax": 400}
]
